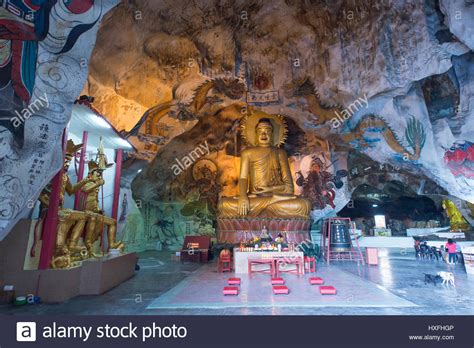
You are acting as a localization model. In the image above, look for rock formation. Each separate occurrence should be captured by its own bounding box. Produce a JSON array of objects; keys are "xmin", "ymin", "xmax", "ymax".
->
[
  {"xmin": 1, "ymin": 0, "xmax": 473, "ymax": 240},
  {"xmin": 0, "ymin": 0, "xmax": 119, "ymax": 240}
]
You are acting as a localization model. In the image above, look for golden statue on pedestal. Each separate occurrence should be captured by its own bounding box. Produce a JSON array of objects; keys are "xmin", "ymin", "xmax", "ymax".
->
[
  {"xmin": 442, "ymin": 199, "xmax": 469, "ymax": 231},
  {"xmin": 218, "ymin": 111, "xmax": 311, "ymax": 218},
  {"xmin": 82, "ymin": 142, "xmax": 124, "ymax": 257}
]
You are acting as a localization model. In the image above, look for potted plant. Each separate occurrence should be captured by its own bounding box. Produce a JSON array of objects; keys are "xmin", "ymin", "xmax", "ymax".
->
[{"xmin": 298, "ymin": 242, "xmax": 320, "ymax": 259}]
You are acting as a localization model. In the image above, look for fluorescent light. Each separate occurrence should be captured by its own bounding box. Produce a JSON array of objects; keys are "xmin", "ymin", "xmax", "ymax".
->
[
  {"xmin": 117, "ymin": 138, "xmax": 133, "ymax": 149},
  {"xmin": 92, "ymin": 115, "xmax": 111, "ymax": 129},
  {"xmin": 137, "ymin": 169, "xmax": 142, "ymax": 173},
  {"xmin": 372, "ymin": 204, "xmax": 378, "ymax": 207}
]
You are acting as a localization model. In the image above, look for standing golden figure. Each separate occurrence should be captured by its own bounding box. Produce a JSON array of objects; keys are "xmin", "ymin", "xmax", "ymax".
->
[
  {"xmin": 442, "ymin": 199, "xmax": 469, "ymax": 231},
  {"xmin": 54, "ymin": 140, "xmax": 89, "ymax": 257},
  {"xmin": 218, "ymin": 111, "xmax": 311, "ymax": 218},
  {"xmin": 82, "ymin": 142, "xmax": 124, "ymax": 256}
]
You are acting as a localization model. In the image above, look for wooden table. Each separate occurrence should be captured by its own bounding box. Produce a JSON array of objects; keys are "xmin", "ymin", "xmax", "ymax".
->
[{"xmin": 234, "ymin": 250, "xmax": 304, "ymax": 274}]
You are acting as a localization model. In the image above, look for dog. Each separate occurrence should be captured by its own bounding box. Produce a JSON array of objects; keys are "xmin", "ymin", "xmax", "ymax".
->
[
  {"xmin": 424, "ymin": 273, "xmax": 442, "ymax": 286},
  {"xmin": 437, "ymin": 271, "xmax": 455, "ymax": 287}
]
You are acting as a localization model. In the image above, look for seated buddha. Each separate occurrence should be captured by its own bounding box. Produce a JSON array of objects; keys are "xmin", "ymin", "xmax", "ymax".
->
[{"xmin": 218, "ymin": 112, "xmax": 311, "ymax": 219}]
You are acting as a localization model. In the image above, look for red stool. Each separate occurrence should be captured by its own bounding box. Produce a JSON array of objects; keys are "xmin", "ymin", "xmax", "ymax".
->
[
  {"xmin": 309, "ymin": 277, "xmax": 324, "ymax": 285},
  {"xmin": 319, "ymin": 286, "xmax": 337, "ymax": 295},
  {"xmin": 273, "ymin": 285, "xmax": 289, "ymax": 294},
  {"xmin": 218, "ymin": 256, "xmax": 232, "ymax": 272},
  {"xmin": 228, "ymin": 278, "xmax": 241, "ymax": 285},
  {"xmin": 304, "ymin": 256, "xmax": 316, "ymax": 273},
  {"xmin": 271, "ymin": 277, "xmax": 285, "ymax": 285},
  {"xmin": 223, "ymin": 286, "xmax": 239, "ymax": 295}
]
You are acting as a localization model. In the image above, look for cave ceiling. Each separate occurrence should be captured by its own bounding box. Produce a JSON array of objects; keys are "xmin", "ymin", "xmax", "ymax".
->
[
  {"xmin": 0, "ymin": 0, "xmax": 473, "ymax": 237},
  {"xmin": 83, "ymin": 0, "xmax": 474, "ymax": 206}
]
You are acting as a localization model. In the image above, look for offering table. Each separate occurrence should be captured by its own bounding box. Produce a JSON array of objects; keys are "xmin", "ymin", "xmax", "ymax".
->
[{"xmin": 234, "ymin": 249, "xmax": 304, "ymax": 274}]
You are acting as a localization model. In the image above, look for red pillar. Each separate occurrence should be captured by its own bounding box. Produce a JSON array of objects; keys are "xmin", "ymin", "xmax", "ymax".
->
[
  {"xmin": 38, "ymin": 131, "xmax": 67, "ymax": 270},
  {"xmin": 73, "ymin": 131, "xmax": 88, "ymax": 210},
  {"xmin": 111, "ymin": 149, "xmax": 123, "ymax": 220}
]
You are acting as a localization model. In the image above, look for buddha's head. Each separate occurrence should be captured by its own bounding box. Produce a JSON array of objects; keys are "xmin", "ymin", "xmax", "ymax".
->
[{"xmin": 255, "ymin": 118, "xmax": 273, "ymax": 147}]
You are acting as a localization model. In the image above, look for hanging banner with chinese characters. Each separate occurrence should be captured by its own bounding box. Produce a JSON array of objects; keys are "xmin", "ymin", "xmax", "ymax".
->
[{"xmin": 246, "ymin": 90, "xmax": 280, "ymax": 105}]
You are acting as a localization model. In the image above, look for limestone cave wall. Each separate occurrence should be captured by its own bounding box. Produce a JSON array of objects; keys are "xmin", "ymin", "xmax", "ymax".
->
[{"xmin": 1, "ymin": 0, "xmax": 473, "ymax": 244}]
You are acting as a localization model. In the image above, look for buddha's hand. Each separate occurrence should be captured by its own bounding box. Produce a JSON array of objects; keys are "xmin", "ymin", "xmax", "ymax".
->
[
  {"xmin": 255, "ymin": 186, "xmax": 273, "ymax": 193},
  {"xmin": 238, "ymin": 196, "xmax": 250, "ymax": 216}
]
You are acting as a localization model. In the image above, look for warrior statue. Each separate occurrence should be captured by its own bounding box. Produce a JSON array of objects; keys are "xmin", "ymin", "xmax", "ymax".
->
[
  {"xmin": 54, "ymin": 140, "xmax": 89, "ymax": 257},
  {"xmin": 82, "ymin": 141, "xmax": 124, "ymax": 256}
]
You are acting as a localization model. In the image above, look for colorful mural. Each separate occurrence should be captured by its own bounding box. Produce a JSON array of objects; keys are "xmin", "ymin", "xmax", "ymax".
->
[
  {"xmin": 444, "ymin": 141, "xmax": 474, "ymax": 178},
  {"xmin": 284, "ymin": 77, "xmax": 342, "ymax": 126},
  {"xmin": 126, "ymin": 75, "xmax": 246, "ymax": 161},
  {"xmin": 296, "ymin": 156, "xmax": 348, "ymax": 210},
  {"xmin": 0, "ymin": 0, "xmax": 56, "ymax": 143},
  {"xmin": 0, "ymin": 0, "xmax": 119, "ymax": 240},
  {"xmin": 342, "ymin": 115, "xmax": 426, "ymax": 161},
  {"xmin": 0, "ymin": 0, "xmax": 96, "ymax": 104}
]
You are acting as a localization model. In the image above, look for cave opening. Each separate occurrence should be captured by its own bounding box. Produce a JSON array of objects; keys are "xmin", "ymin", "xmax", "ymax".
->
[{"xmin": 338, "ymin": 182, "xmax": 447, "ymax": 236}]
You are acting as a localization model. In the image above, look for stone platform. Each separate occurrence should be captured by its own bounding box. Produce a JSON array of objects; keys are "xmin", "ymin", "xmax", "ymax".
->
[
  {"xmin": 217, "ymin": 218, "xmax": 311, "ymax": 244},
  {"xmin": 0, "ymin": 219, "xmax": 137, "ymax": 303}
]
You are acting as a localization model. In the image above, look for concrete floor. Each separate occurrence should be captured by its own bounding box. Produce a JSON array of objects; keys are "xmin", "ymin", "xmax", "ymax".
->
[{"xmin": 1, "ymin": 249, "xmax": 473, "ymax": 315}]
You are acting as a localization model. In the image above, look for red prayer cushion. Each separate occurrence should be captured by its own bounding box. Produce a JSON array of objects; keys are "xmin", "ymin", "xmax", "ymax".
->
[
  {"xmin": 273, "ymin": 285, "xmax": 289, "ymax": 294},
  {"xmin": 223, "ymin": 286, "xmax": 239, "ymax": 295},
  {"xmin": 309, "ymin": 277, "xmax": 324, "ymax": 285},
  {"xmin": 319, "ymin": 286, "xmax": 337, "ymax": 295},
  {"xmin": 271, "ymin": 277, "xmax": 285, "ymax": 285}
]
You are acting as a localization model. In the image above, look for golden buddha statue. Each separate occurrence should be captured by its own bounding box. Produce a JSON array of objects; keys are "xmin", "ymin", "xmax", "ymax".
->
[
  {"xmin": 218, "ymin": 111, "xmax": 311, "ymax": 218},
  {"xmin": 54, "ymin": 140, "xmax": 89, "ymax": 257},
  {"xmin": 442, "ymin": 199, "xmax": 469, "ymax": 231},
  {"xmin": 82, "ymin": 143, "xmax": 123, "ymax": 256}
]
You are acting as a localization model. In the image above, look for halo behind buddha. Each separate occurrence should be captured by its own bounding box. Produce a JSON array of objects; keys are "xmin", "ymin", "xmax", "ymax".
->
[{"xmin": 240, "ymin": 111, "xmax": 288, "ymax": 147}]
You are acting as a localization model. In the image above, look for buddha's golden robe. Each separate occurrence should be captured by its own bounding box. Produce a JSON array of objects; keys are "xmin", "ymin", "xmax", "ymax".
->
[{"xmin": 219, "ymin": 147, "xmax": 311, "ymax": 218}]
